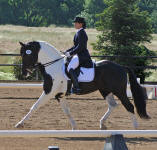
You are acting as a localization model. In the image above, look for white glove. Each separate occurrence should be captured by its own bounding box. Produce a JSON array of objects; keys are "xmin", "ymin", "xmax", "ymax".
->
[{"xmin": 64, "ymin": 52, "xmax": 71, "ymax": 57}]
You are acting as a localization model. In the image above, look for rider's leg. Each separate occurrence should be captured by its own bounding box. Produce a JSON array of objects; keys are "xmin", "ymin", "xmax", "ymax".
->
[
  {"xmin": 67, "ymin": 55, "xmax": 79, "ymax": 72},
  {"xmin": 67, "ymin": 55, "xmax": 81, "ymax": 93}
]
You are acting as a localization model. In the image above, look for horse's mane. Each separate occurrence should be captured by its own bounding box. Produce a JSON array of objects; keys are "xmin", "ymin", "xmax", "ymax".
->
[{"xmin": 38, "ymin": 41, "xmax": 62, "ymax": 58}]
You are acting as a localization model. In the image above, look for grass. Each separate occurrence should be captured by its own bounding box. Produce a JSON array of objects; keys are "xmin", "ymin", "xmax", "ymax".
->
[
  {"xmin": 0, "ymin": 25, "xmax": 156, "ymax": 81},
  {"xmin": 0, "ymin": 25, "xmax": 98, "ymax": 80},
  {"xmin": 0, "ymin": 25, "xmax": 98, "ymax": 54},
  {"xmin": 0, "ymin": 71, "xmax": 15, "ymax": 80},
  {"xmin": 146, "ymin": 69, "xmax": 157, "ymax": 81}
]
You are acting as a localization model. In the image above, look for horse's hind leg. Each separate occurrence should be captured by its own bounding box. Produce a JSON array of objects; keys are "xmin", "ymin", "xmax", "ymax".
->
[
  {"xmin": 116, "ymin": 91, "xmax": 138, "ymax": 129},
  {"xmin": 99, "ymin": 90, "xmax": 118, "ymax": 129}
]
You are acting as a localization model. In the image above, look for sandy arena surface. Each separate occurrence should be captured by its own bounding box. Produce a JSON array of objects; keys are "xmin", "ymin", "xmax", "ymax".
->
[{"xmin": 0, "ymin": 87, "xmax": 157, "ymax": 150}]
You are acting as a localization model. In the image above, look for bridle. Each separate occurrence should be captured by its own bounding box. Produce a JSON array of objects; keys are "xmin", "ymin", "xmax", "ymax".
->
[
  {"xmin": 25, "ymin": 56, "xmax": 65, "ymax": 75},
  {"xmin": 23, "ymin": 51, "xmax": 66, "ymax": 74}
]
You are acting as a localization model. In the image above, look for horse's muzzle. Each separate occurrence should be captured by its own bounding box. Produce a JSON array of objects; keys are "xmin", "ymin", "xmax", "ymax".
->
[{"xmin": 22, "ymin": 66, "xmax": 28, "ymax": 76}]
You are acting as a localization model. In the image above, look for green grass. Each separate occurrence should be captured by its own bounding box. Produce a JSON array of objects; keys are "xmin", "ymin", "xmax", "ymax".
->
[
  {"xmin": 146, "ymin": 70, "xmax": 157, "ymax": 81},
  {"xmin": 0, "ymin": 71, "xmax": 15, "ymax": 80},
  {"xmin": 0, "ymin": 25, "xmax": 98, "ymax": 54},
  {"xmin": 0, "ymin": 25, "xmax": 98, "ymax": 80},
  {"xmin": 0, "ymin": 25, "xmax": 156, "ymax": 81}
]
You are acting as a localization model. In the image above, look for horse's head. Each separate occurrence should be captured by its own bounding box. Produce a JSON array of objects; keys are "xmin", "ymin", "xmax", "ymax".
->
[{"xmin": 19, "ymin": 41, "xmax": 40, "ymax": 77}]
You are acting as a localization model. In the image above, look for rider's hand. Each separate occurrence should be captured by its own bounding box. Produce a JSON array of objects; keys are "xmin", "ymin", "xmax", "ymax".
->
[{"xmin": 64, "ymin": 52, "xmax": 71, "ymax": 58}]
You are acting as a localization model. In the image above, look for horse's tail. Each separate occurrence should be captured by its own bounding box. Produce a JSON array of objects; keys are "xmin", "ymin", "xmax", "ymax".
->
[{"xmin": 126, "ymin": 67, "xmax": 150, "ymax": 119}]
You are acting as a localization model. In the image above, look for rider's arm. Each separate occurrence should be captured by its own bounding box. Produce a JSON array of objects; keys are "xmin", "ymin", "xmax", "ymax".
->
[
  {"xmin": 66, "ymin": 46, "xmax": 75, "ymax": 52},
  {"xmin": 69, "ymin": 30, "xmax": 87, "ymax": 56},
  {"xmin": 66, "ymin": 34, "xmax": 76, "ymax": 52}
]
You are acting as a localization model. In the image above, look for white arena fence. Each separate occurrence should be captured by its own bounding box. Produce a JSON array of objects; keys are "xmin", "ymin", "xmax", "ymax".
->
[
  {"xmin": 0, "ymin": 130, "xmax": 156, "ymax": 138},
  {"xmin": 1, "ymin": 130, "xmax": 157, "ymax": 150},
  {"xmin": 0, "ymin": 54, "xmax": 157, "ymax": 99},
  {"xmin": 0, "ymin": 82, "xmax": 156, "ymax": 99},
  {"xmin": 0, "ymin": 83, "xmax": 42, "ymax": 89}
]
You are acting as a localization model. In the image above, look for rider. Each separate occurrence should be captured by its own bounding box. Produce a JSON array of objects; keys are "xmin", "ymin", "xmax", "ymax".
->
[{"xmin": 65, "ymin": 16, "xmax": 93, "ymax": 94}]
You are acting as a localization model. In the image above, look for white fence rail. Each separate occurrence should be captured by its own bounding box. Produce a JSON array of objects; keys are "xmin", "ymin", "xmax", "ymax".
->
[
  {"xmin": 0, "ymin": 83, "xmax": 42, "ymax": 88},
  {"xmin": 0, "ymin": 130, "xmax": 157, "ymax": 138},
  {"xmin": 0, "ymin": 83, "xmax": 156, "ymax": 99}
]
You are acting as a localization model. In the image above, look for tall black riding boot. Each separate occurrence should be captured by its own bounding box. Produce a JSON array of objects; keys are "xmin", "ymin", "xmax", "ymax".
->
[{"xmin": 69, "ymin": 68, "xmax": 81, "ymax": 94}]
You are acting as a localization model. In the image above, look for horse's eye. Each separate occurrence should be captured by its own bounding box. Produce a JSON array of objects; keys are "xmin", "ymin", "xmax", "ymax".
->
[{"xmin": 26, "ymin": 50, "xmax": 32, "ymax": 55}]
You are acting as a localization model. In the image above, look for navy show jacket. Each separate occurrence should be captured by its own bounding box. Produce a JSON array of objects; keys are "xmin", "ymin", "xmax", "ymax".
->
[{"xmin": 66, "ymin": 28, "xmax": 93, "ymax": 68}]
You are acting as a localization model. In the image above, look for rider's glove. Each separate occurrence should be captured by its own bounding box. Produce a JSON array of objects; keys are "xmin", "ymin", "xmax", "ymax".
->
[{"xmin": 64, "ymin": 52, "xmax": 71, "ymax": 58}]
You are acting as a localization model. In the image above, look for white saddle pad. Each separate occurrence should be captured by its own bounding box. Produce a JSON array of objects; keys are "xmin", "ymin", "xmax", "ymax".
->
[{"xmin": 63, "ymin": 64, "xmax": 95, "ymax": 82}]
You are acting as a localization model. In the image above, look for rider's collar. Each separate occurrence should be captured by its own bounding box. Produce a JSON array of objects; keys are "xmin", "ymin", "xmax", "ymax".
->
[{"xmin": 76, "ymin": 28, "xmax": 83, "ymax": 33}]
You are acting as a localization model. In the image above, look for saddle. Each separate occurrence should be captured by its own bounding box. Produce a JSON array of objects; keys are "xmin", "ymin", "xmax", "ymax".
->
[{"xmin": 63, "ymin": 57, "xmax": 95, "ymax": 83}]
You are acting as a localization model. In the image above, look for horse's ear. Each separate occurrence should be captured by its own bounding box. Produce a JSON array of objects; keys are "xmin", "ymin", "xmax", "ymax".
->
[{"xmin": 19, "ymin": 42, "xmax": 25, "ymax": 47}]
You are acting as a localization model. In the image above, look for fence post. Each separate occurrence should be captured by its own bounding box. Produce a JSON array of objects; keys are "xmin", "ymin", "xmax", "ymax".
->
[
  {"xmin": 48, "ymin": 146, "xmax": 59, "ymax": 150},
  {"xmin": 104, "ymin": 134, "xmax": 128, "ymax": 150}
]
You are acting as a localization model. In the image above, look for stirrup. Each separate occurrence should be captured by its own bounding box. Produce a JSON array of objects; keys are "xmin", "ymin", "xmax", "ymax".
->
[{"xmin": 72, "ymin": 87, "xmax": 82, "ymax": 94}]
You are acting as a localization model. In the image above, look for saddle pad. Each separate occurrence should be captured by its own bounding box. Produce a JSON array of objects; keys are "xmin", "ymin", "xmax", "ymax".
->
[
  {"xmin": 63, "ymin": 65, "xmax": 95, "ymax": 83},
  {"xmin": 78, "ymin": 67, "xmax": 94, "ymax": 82}
]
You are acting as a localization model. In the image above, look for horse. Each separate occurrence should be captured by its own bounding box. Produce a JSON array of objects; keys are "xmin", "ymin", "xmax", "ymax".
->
[{"xmin": 15, "ymin": 40, "xmax": 150, "ymax": 129}]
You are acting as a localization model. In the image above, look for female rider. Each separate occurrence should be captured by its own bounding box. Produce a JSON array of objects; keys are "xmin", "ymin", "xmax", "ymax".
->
[{"xmin": 65, "ymin": 17, "xmax": 93, "ymax": 94}]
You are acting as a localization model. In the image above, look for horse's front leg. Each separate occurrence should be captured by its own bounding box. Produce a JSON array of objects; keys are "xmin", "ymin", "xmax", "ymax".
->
[
  {"xmin": 15, "ymin": 92, "xmax": 51, "ymax": 128},
  {"xmin": 60, "ymin": 99, "xmax": 77, "ymax": 130}
]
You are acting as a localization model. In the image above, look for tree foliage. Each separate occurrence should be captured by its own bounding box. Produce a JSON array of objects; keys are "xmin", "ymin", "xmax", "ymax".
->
[
  {"xmin": 0, "ymin": 0, "xmax": 84, "ymax": 26},
  {"xmin": 79, "ymin": 0, "xmax": 106, "ymax": 27},
  {"xmin": 0, "ymin": 0, "xmax": 156, "ymax": 30},
  {"xmin": 138, "ymin": 0, "xmax": 157, "ymax": 33},
  {"xmin": 93, "ymin": 0, "xmax": 154, "ymax": 82}
]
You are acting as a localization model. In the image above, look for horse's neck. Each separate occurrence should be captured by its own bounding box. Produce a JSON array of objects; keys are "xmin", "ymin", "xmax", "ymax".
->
[{"xmin": 38, "ymin": 42, "xmax": 61, "ymax": 64}]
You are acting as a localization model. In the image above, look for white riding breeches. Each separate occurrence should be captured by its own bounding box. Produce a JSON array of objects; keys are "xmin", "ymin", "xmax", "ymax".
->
[{"xmin": 67, "ymin": 55, "xmax": 79, "ymax": 72}]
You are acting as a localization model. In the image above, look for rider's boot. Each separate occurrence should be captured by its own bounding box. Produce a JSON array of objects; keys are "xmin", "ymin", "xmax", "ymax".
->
[{"xmin": 69, "ymin": 68, "xmax": 81, "ymax": 94}]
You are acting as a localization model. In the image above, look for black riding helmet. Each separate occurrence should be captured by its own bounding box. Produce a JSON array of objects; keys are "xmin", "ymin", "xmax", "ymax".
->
[{"xmin": 73, "ymin": 17, "xmax": 86, "ymax": 29}]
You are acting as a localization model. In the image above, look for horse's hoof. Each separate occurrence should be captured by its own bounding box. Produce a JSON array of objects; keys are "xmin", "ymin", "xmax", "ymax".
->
[
  {"xmin": 133, "ymin": 122, "xmax": 138, "ymax": 129},
  {"xmin": 72, "ymin": 127, "xmax": 77, "ymax": 130},
  {"xmin": 144, "ymin": 115, "xmax": 151, "ymax": 120},
  {"xmin": 100, "ymin": 124, "xmax": 107, "ymax": 130},
  {"xmin": 140, "ymin": 114, "xmax": 151, "ymax": 120},
  {"xmin": 15, "ymin": 122, "xmax": 24, "ymax": 128},
  {"xmin": 72, "ymin": 125, "xmax": 77, "ymax": 130}
]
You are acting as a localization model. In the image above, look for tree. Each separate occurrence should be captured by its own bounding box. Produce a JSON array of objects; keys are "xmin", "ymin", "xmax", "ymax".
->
[
  {"xmin": 7, "ymin": 0, "xmax": 46, "ymax": 26},
  {"xmin": 0, "ymin": 0, "xmax": 84, "ymax": 27},
  {"xmin": 151, "ymin": 10, "xmax": 157, "ymax": 33},
  {"xmin": 0, "ymin": 0, "xmax": 13, "ymax": 24},
  {"xmin": 138, "ymin": 0, "xmax": 157, "ymax": 33},
  {"xmin": 138, "ymin": 0, "xmax": 157, "ymax": 14},
  {"xmin": 80, "ymin": 0, "xmax": 106, "ymax": 27},
  {"xmin": 62, "ymin": 0, "xmax": 85, "ymax": 25},
  {"xmin": 93, "ymin": 0, "xmax": 154, "ymax": 82}
]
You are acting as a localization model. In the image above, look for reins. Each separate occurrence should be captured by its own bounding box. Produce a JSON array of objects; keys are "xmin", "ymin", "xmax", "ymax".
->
[{"xmin": 35, "ymin": 56, "xmax": 65, "ymax": 68}]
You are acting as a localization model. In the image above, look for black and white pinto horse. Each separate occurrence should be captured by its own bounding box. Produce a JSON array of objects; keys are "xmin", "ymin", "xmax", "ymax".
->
[{"xmin": 15, "ymin": 41, "xmax": 150, "ymax": 129}]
